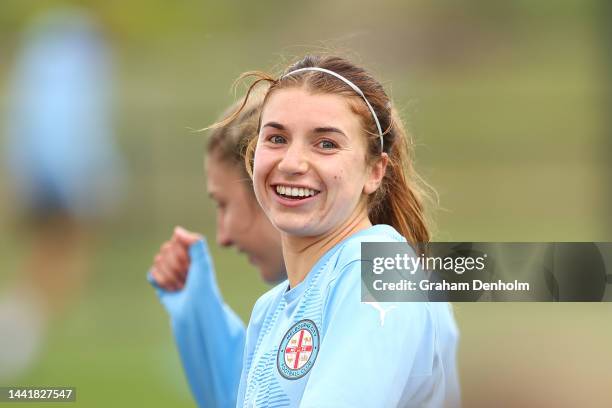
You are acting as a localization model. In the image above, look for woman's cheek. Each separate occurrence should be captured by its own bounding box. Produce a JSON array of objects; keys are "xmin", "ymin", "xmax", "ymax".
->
[
  {"xmin": 253, "ymin": 151, "xmax": 274, "ymax": 208},
  {"xmin": 254, "ymin": 148, "xmax": 273, "ymax": 175}
]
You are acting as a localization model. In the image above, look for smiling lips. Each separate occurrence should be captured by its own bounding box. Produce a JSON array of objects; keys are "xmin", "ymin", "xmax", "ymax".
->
[{"xmin": 274, "ymin": 184, "xmax": 320, "ymax": 200}]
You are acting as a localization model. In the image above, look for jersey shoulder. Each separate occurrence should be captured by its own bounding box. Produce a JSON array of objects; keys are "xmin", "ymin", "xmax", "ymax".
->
[
  {"xmin": 248, "ymin": 279, "xmax": 288, "ymax": 325},
  {"xmin": 330, "ymin": 224, "xmax": 410, "ymax": 282}
]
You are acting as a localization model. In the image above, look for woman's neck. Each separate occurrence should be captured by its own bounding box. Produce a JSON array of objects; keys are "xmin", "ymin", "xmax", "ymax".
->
[{"xmin": 282, "ymin": 207, "xmax": 372, "ymax": 289}]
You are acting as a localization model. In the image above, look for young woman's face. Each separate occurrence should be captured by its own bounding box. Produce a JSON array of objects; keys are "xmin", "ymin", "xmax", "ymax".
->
[
  {"xmin": 253, "ymin": 87, "xmax": 380, "ymax": 237},
  {"xmin": 206, "ymin": 154, "xmax": 285, "ymax": 283}
]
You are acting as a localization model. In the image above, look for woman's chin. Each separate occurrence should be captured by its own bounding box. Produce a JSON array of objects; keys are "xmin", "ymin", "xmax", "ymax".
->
[
  {"xmin": 274, "ymin": 219, "xmax": 320, "ymax": 237},
  {"xmin": 260, "ymin": 266, "xmax": 286, "ymax": 284}
]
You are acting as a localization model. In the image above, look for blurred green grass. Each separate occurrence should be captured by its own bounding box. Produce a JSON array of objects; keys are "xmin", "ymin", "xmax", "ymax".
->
[{"xmin": 1, "ymin": 0, "xmax": 611, "ymax": 407}]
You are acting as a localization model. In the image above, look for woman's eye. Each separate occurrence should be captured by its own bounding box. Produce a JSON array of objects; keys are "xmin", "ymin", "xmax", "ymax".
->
[
  {"xmin": 318, "ymin": 140, "xmax": 337, "ymax": 149},
  {"xmin": 269, "ymin": 135, "xmax": 286, "ymax": 144}
]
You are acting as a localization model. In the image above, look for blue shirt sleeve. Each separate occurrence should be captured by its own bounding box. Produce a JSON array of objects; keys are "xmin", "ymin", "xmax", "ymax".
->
[
  {"xmin": 148, "ymin": 239, "xmax": 246, "ymax": 408},
  {"xmin": 300, "ymin": 260, "xmax": 460, "ymax": 408}
]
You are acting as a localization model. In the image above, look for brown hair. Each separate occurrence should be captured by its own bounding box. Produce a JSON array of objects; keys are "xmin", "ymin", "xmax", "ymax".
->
[
  {"xmin": 205, "ymin": 92, "xmax": 263, "ymax": 189},
  {"xmin": 211, "ymin": 55, "xmax": 435, "ymax": 252}
]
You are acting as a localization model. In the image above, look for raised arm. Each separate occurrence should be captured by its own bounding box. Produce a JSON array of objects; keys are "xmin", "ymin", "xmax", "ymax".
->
[{"xmin": 149, "ymin": 228, "xmax": 246, "ymax": 407}]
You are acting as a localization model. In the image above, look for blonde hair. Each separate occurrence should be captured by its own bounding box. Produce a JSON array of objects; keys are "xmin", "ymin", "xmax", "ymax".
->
[{"xmin": 206, "ymin": 93, "xmax": 263, "ymax": 189}]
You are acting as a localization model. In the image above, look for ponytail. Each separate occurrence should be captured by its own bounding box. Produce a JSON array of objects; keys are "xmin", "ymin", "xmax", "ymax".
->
[{"xmin": 369, "ymin": 107, "xmax": 435, "ymax": 254}]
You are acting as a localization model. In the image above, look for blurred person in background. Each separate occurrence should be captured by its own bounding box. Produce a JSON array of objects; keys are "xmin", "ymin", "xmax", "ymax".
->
[
  {"xmin": 148, "ymin": 94, "xmax": 286, "ymax": 407},
  {"xmin": 0, "ymin": 7, "xmax": 124, "ymax": 382}
]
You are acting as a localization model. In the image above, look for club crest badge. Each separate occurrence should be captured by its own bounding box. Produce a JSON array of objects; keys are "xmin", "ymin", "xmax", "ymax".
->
[{"xmin": 277, "ymin": 319, "xmax": 320, "ymax": 380}]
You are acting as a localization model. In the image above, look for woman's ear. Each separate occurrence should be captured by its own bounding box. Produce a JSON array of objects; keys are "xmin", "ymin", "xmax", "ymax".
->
[{"xmin": 363, "ymin": 152, "xmax": 389, "ymax": 194}]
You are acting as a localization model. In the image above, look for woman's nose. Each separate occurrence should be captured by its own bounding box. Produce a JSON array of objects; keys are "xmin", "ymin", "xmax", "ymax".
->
[
  {"xmin": 277, "ymin": 142, "xmax": 308, "ymax": 175},
  {"xmin": 216, "ymin": 217, "xmax": 233, "ymax": 247}
]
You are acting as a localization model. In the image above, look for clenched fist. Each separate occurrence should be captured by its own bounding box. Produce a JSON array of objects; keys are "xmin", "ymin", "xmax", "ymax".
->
[{"xmin": 150, "ymin": 226, "xmax": 202, "ymax": 291}]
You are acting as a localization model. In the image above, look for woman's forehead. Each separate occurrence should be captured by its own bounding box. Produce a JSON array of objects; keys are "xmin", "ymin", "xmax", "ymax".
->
[
  {"xmin": 261, "ymin": 88, "xmax": 361, "ymax": 132},
  {"xmin": 206, "ymin": 157, "xmax": 245, "ymax": 190}
]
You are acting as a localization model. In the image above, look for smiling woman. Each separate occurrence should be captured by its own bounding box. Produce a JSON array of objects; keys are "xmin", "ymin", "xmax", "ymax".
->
[
  {"xmin": 255, "ymin": 89, "xmax": 376, "ymax": 244},
  {"xmin": 209, "ymin": 55, "xmax": 461, "ymax": 407}
]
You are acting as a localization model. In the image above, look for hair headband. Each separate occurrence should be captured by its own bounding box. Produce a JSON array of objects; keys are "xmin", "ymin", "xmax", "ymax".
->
[{"xmin": 281, "ymin": 67, "xmax": 384, "ymax": 152}]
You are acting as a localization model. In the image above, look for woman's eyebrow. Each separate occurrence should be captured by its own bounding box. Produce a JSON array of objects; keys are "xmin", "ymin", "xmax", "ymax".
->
[
  {"xmin": 313, "ymin": 126, "xmax": 347, "ymax": 139},
  {"xmin": 261, "ymin": 121, "xmax": 285, "ymax": 130},
  {"xmin": 262, "ymin": 122, "xmax": 347, "ymax": 139}
]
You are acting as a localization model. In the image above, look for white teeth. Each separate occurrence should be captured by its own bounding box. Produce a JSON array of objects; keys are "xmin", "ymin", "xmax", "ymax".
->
[{"xmin": 275, "ymin": 185, "xmax": 319, "ymax": 198}]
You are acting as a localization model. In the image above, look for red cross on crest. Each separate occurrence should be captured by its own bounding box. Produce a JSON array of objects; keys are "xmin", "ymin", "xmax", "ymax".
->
[{"xmin": 284, "ymin": 329, "xmax": 314, "ymax": 369}]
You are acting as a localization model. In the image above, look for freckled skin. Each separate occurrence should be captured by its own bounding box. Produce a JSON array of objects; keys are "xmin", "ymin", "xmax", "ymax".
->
[
  {"xmin": 251, "ymin": 87, "xmax": 388, "ymax": 287},
  {"xmin": 253, "ymin": 88, "xmax": 375, "ymax": 238}
]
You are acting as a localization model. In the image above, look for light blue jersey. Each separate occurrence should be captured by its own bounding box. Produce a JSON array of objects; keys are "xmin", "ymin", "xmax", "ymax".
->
[
  {"xmin": 237, "ymin": 224, "xmax": 460, "ymax": 407},
  {"xmin": 151, "ymin": 225, "xmax": 460, "ymax": 407}
]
